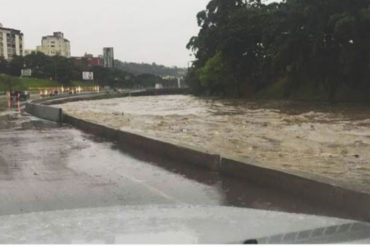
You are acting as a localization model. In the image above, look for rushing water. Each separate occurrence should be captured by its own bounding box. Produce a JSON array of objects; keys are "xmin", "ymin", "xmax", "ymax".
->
[{"xmin": 58, "ymin": 95, "xmax": 370, "ymax": 191}]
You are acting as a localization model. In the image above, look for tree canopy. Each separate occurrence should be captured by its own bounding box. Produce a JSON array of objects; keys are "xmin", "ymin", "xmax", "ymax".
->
[
  {"xmin": 115, "ymin": 60, "xmax": 186, "ymax": 78},
  {"xmin": 0, "ymin": 53, "xmax": 177, "ymax": 89},
  {"xmin": 186, "ymin": 0, "xmax": 370, "ymax": 101}
]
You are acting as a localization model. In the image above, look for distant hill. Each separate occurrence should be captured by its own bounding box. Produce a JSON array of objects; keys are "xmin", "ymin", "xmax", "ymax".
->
[{"xmin": 115, "ymin": 60, "xmax": 187, "ymax": 78}]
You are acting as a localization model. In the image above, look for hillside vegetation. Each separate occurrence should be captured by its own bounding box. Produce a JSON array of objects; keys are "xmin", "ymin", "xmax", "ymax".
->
[
  {"xmin": 115, "ymin": 60, "xmax": 186, "ymax": 78},
  {"xmin": 0, "ymin": 53, "xmax": 178, "ymax": 90},
  {"xmin": 0, "ymin": 74, "xmax": 92, "ymax": 92},
  {"xmin": 186, "ymin": 0, "xmax": 370, "ymax": 101}
]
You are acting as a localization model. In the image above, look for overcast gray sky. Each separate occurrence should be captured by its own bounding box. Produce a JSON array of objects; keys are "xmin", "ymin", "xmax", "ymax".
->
[{"xmin": 1, "ymin": 0, "xmax": 209, "ymax": 67}]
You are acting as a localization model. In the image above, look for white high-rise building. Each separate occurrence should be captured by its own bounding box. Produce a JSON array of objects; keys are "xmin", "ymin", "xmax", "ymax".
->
[
  {"xmin": 37, "ymin": 32, "xmax": 71, "ymax": 57},
  {"xmin": 0, "ymin": 23, "xmax": 24, "ymax": 60}
]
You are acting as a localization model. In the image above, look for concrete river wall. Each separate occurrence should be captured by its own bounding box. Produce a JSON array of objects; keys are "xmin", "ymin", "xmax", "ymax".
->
[
  {"xmin": 25, "ymin": 90, "xmax": 370, "ymax": 221},
  {"xmin": 25, "ymin": 103, "xmax": 63, "ymax": 122}
]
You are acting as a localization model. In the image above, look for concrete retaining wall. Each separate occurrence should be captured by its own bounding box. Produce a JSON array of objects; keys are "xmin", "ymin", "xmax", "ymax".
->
[
  {"xmin": 25, "ymin": 103, "xmax": 63, "ymax": 122},
  {"xmin": 220, "ymin": 157, "xmax": 370, "ymax": 220},
  {"xmin": 63, "ymin": 114, "xmax": 220, "ymax": 170},
  {"xmin": 37, "ymin": 88, "xmax": 189, "ymax": 105},
  {"xmin": 36, "ymin": 92, "xmax": 124, "ymax": 106},
  {"xmin": 129, "ymin": 88, "xmax": 190, "ymax": 96}
]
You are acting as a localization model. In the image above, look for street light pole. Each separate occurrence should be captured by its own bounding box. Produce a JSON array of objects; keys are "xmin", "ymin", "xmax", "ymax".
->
[{"xmin": 54, "ymin": 59, "xmax": 57, "ymax": 82}]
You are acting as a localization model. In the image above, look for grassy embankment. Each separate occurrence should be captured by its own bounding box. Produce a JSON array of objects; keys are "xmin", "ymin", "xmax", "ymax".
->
[{"xmin": 0, "ymin": 74, "xmax": 93, "ymax": 92}]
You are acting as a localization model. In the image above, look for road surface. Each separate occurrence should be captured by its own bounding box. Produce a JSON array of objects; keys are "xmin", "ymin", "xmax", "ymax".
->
[{"xmin": 0, "ymin": 103, "xmax": 354, "ymax": 220}]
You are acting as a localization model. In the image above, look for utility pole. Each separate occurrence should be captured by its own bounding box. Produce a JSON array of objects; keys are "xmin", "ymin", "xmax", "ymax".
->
[{"xmin": 54, "ymin": 59, "xmax": 57, "ymax": 82}]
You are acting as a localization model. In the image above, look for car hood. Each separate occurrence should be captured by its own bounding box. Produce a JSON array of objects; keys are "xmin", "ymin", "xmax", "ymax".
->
[{"xmin": 0, "ymin": 205, "xmax": 368, "ymax": 244}]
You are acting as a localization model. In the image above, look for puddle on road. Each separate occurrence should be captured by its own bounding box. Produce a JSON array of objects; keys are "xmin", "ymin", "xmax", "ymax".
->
[{"xmin": 58, "ymin": 95, "xmax": 370, "ymax": 191}]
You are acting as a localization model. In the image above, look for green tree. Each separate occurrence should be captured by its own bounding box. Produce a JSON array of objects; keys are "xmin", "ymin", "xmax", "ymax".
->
[
  {"xmin": 187, "ymin": 0, "xmax": 370, "ymax": 101},
  {"xmin": 0, "ymin": 74, "xmax": 21, "ymax": 91}
]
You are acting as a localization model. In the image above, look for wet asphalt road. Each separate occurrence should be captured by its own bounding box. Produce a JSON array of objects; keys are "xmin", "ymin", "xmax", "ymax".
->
[{"xmin": 0, "ymin": 98, "xmax": 355, "ymax": 220}]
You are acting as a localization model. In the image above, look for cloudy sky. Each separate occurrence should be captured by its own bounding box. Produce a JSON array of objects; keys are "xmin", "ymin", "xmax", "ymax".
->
[{"xmin": 1, "ymin": 0, "xmax": 209, "ymax": 67}]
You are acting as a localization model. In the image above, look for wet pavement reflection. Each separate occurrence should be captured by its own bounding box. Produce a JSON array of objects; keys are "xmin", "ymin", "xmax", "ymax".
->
[{"xmin": 113, "ymin": 142, "xmax": 356, "ymax": 221}]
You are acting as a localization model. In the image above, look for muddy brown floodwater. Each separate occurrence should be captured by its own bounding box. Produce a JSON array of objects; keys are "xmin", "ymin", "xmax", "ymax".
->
[{"xmin": 58, "ymin": 95, "xmax": 370, "ymax": 192}]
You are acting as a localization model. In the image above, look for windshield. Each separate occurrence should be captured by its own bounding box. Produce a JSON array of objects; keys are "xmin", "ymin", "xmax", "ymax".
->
[{"xmin": 0, "ymin": 0, "xmax": 370, "ymax": 245}]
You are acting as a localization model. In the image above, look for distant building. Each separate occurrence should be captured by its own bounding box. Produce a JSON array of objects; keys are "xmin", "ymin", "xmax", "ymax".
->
[
  {"xmin": 84, "ymin": 53, "xmax": 103, "ymax": 67},
  {"xmin": 0, "ymin": 23, "xmax": 24, "ymax": 60},
  {"xmin": 103, "ymin": 47, "xmax": 114, "ymax": 68},
  {"xmin": 24, "ymin": 49, "xmax": 36, "ymax": 56},
  {"xmin": 73, "ymin": 53, "xmax": 103, "ymax": 67},
  {"xmin": 37, "ymin": 32, "xmax": 71, "ymax": 57}
]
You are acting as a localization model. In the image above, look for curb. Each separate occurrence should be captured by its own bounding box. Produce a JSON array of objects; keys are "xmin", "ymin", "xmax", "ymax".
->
[
  {"xmin": 25, "ymin": 103, "xmax": 63, "ymax": 122},
  {"xmin": 63, "ymin": 114, "xmax": 220, "ymax": 170},
  {"xmin": 220, "ymin": 157, "xmax": 370, "ymax": 220}
]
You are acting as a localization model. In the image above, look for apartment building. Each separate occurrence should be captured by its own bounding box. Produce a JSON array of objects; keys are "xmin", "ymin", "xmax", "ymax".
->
[
  {"xmin": 37, "ymin": 32, "xmax": 71, "ymax": 57},
  {"xmin": 0, "ymin": 23, "xmax": 24, "ymax": 60}
]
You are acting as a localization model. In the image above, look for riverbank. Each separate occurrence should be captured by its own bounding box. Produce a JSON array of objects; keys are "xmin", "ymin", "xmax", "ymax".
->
[{"xmin": 57, "ymin": 95, "xmax": 370, "ymax": 192}]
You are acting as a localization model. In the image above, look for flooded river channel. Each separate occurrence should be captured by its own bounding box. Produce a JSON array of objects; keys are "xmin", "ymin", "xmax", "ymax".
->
[{"xmin": 58, "ymin": 95, "xmax": 370, "ymax": 191}]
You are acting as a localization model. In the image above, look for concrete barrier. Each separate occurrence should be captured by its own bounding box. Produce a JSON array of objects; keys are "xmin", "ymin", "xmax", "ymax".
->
[
  {"xmin": 37, "ymin": 88, "xmax": 189, "ymax": 105},
  {"xmin": 129, "ymin": 88, "xmax": 190, "ymax": 96},
  {"xmin": 30, "ymin": 92, "xmax": 104, "ymax": 105},
  {"xmin": 116, "ymin": 129, "xmax": 220, "ymax": 170},
  {"xmin": 63, "ymin": 114, "xmax": 119, "ymax": 141},
  {"xmin": 63, "ymin": 114, "xmax": 220, "ymax": 170},
  {"xmin": 220, "ymin": 156, "xmax": 370, "ymax": 220},
  {"xmin": 37, "ymin": 92, "xmax": 122, "ymax": 105},
  {"xmin": 25, "ymin": 103, "xmax": 63, "ymax": 122}
]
